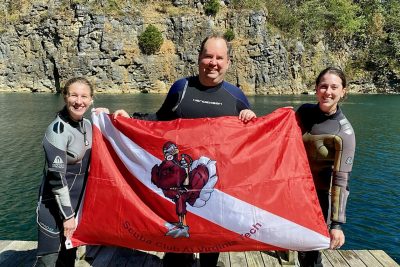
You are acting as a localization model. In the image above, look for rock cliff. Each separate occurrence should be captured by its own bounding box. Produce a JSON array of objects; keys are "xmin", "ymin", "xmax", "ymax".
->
[{"xmin": 0, "ymin": 1, "xmax": 396, "ymax": 94}]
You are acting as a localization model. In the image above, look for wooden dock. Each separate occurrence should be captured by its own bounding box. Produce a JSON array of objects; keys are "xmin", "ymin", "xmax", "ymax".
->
[{"xmin": 0, "ymin": 240, "xmax": 398, "ymax": 267}]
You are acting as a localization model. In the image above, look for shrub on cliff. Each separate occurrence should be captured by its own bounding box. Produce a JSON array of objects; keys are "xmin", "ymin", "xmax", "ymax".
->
[
  {"xmin": 224, "ymin": 29, "xmax": 235, "ymax": 41},
  {"xmin": 138, "ymin": 25, "xmax": 163, "ymax": 55},
  {"xmin": 204, "ymin": 0, "xmax": 220, "ymax": 16}
]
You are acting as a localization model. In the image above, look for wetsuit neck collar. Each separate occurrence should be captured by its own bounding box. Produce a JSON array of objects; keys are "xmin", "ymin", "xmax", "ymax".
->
[
  {"xmin": 316, "ymin": 103, "xmax": 342, "ymax": 119},
  {"xmin": 58, "ymin": 106, "xmax": 83, "ymax": 127},
  {"xmin": 192, "ymin": 76, "xmax": 224, "ymax": 92}
]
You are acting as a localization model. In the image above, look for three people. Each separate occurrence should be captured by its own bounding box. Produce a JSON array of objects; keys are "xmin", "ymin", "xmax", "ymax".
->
[
  {"xmin": 296, "ymin": 67, "xmax": 356, "ymax": 266},
  {"xmin": 35, "ymin": 41, "xmax": 355, "ymax": 267},
  {"xmin": 34, "ymin": 77, "xmax": 94, "ymax": 267}
]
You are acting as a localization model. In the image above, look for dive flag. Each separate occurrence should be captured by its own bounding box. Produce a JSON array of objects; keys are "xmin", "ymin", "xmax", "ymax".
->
[{"xmin": 71, "ymin": 107, "xmax": 330, "ymax": 252}]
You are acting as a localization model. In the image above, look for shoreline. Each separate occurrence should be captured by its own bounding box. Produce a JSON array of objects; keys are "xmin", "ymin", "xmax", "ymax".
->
[{"xmin": 0, "ymin": 90, "xmax": 398, "ymax": 96}]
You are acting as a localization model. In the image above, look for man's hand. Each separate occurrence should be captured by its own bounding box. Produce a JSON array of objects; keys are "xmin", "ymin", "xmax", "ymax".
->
[
  {"xmin": 239, "ymin": 109, "xmax": 256, "ymax": 123},
  {"xmin": 329, "ymin": 228, "xmax": 345, "ymax": 249},
  {"xmin": 113, "ymin": 109, "xmax": 130, "ymax": 119}
]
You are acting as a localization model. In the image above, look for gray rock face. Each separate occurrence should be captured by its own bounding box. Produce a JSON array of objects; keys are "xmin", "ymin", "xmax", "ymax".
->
[{"xmin": 0, "ymin": 3, "xmax": 390, "ymax": 94}]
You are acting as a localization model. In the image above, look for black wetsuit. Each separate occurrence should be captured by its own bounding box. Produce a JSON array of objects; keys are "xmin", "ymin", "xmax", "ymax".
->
[
  {"xmin": 134, "ymin": 76, "xmax": 251, "ymax": 267},
  {"xmin": 296, "ymin": 103, "xmax": 356, "ymax": 267},
  {"xmin": 35, "ymin": 107, "xmax": 92, "ymax": 266},
  {"xmin": 133, "ymin": 76, "xmax": 250, "ymax": 121}
]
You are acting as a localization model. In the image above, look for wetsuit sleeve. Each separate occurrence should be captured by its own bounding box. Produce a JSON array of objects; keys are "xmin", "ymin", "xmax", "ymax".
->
[
  {"xmin": 154, "ymin": 78, "xmax": 187, "ymax": 121},
  {"xmin": 222, "ymin": 81, "xmax": 251, "ymax": 112},
  {"xmin": 131, "ymin": 112, "xmax": 158, "ymax": 120},
  {"xmin": 331, "ymin": 124, "xmax": 356, "ymax": 225},
  {"xmin": 295, "ymin": 104, "xmax": 314, "ymax": 134},
  {"xmin": 132, "ymin": 79, "xmax": 186, "ymax": 121},
  {"xmin": 43, "ymin": 120, "xmax": 75, "ymax": 220}
]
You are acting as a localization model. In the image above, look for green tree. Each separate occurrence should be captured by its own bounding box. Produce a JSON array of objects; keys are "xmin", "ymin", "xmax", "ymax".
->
[
  {"xmin": 138, "ymin": 24, "xmax": 163, "ymax": 55},
  {"xmin": 265, "ymin": 0, "xmax": 301, "ymax": 37},
  {"xmin": 384, "ymin": 0, "xmax": 400, "ymax": 63},
  {"xmin": 204, "ymin": 0, "xmax": 220, "ymax": 16},
  {"xmin": 224, "ymin": 29, "xmax": 235, "ymax": 41},
  {"xmin": 231, "ymin": 0, "xmax": 263, "ymax": 9},
  {"xmin": 298, "ymin": 0, "xmax": 363, "ymax": 42}
]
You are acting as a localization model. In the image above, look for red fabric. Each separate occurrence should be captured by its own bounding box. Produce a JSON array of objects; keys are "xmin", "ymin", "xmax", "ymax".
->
[{"xmin": 71, "ymin": 108, "xmax": 329, "ymax": 252}]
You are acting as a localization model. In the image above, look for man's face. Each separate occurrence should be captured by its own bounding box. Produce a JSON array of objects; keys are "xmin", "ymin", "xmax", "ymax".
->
[{"xmin": 198, "ymin": 38, "xmax": 230, "ymax": 87}]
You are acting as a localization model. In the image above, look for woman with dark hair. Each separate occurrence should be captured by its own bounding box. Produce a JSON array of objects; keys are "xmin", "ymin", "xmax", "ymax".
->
[
  {"xmin": 34, "ymin": 77, "xmax": 94, "ymax": 267},
  {"xmin": 296, "ymin": 67, "xmax": 356, "ymax": 267}
]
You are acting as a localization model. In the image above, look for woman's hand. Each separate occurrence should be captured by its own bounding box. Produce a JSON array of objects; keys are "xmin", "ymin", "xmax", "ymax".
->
[
  {"xmin": 239, "ymin": 109, "xmax": 257, "ymax": 123},
  {"xmin": 330, "ymin": 229, "xmax": 345, "ymax": 249},
  {"xmin": 113, "ymin": 109, "xmax": 130, "ymax": 119},
  {"xmin": 63, "ymin": 217, "xmax": 76, "ymax": 239}
]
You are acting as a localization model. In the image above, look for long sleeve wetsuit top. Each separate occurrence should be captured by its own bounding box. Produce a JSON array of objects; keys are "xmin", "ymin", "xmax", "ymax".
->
[
  {"xmin": 296, "ymin": 103, "xmax": 355, "ymax": 227},
  {"xmin": 36, "ymin": 107, "xmax": 92, "ymax": 255}
]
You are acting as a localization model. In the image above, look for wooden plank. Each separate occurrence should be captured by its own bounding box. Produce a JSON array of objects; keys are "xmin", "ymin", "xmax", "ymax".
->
[
  {"xmin": 229, "ymin": 252, "xmax": 247, "ymax": 266},
  {"xmin": 245, "ymin": 251, "xmax": 265, "ymax": 267},
  {"xmin": 259, "ymin": 251, "xmax": 281, "ymax": 267},
  {"xmin": 0, "ymin": 241, "xmax": 37, "ymax": 267},
  {"xmin": 353, "ymin": 250, "xmax": 384, "ymax": 267},
  {"xmin": 275, "ymin": 250, "xmax": 295, "ymax": 266},
  {"xmin": 320, "ymin": 252, "xmax": 334, "ymax": 267},
  {"xmin": 218, "ymin": 252, "xmax": 231, "ymax": 267},
  {"xmin": 1, "ymin": 242, "xmax": 399, "ymax": 267},
  {"xmin": 338, "ymin": 250, "xmax": 367, "ymax": 266},
  {"xmin": 369, "ymin": 250, "xmax": 399, "ymax": 267},
  {"xmin": 75, "ymin": 257, "xmax": 92, "ymax": 267},
  {"xmin": 0, "ymin": 240, "xmax": 13, "ymax": 252},
  {"xmin": 90, "ymin": 246, "xmax": 118, "ymax": 267},
  {"xmin": 323, "ymin": 249, "xmax": 350, "ymax": 266}
]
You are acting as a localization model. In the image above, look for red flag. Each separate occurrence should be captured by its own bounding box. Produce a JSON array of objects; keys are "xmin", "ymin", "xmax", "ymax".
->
[{"xmin": 71, "ymin": 108, "xmax": 329, "ymax": 252}]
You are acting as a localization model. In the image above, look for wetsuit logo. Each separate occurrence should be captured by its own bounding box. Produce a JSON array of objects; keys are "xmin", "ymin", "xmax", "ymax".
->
[
  {"xmin": 151, "ymin": 141, "xmax": 218, "ymax": 238},
  {"xmin": 52, "ymin": 156, "xmax": 65, "ymax": 169}
]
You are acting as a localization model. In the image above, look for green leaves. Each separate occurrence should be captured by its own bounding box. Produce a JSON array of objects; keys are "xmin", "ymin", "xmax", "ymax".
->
[
  {"xmin": 204, "ymin": 0, "xmax": 220, "ymax": 16},
  {"xmin": 138, "ymin": 25, "xmax": 163, "ymax": 55}
]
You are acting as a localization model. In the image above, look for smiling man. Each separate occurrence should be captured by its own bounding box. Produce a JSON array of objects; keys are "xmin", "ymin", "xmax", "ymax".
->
[
  {"xmin": 111, "ymin": 34, "xmax": 256, "ymax": 267},
  {"xmin": 114, "ymin": 34, "xmax": 255, "ymax": 123}
]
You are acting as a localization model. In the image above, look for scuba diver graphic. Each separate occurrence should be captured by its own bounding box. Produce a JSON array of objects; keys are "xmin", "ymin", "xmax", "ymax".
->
[{"xmin": 151, "ymin": 141, "xmax": 218, "ymax": 238}]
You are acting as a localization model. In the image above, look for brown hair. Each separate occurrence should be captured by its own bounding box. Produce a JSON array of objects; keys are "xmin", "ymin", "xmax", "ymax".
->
[
  {"xmin": 315, "ymin": 67, "xmax": 347, "ymax": 88},
  {"xmin": 62, "ymin": 77, "xmax": 94, "ymax": 97},
  {"xmin": 199, "ymin": 33, "xmax": 231, "ymax": 59}
]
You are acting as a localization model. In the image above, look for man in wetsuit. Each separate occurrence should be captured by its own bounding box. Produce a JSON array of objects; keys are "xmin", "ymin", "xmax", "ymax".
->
[
  {"xmin": 114, "ymin": 34, "xmax": 256, "ymax": 267},
  {"xmin": 296, "ymin": 67, "xmax": 356, "ymax": 267}
]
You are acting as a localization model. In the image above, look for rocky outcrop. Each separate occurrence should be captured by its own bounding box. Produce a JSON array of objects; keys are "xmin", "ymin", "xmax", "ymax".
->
[{"xmin": 0, "ymin": 2, "xmax": 397, "ymax": 94}]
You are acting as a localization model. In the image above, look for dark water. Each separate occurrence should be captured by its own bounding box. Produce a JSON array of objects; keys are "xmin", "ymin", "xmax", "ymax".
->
[{"xmin": 0, "ymin": 93, "xmax": 399, "ymax": 263}]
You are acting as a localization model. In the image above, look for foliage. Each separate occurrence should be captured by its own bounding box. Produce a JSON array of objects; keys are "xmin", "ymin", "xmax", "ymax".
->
[
  {"xmin": 138, "ymin": 24, "xmax": 163, "ymax": 55},
  {"xmin": 231, "ymin": 0, "xmax": 264, "ymax": 9},
  {"xmin": 297, "ymin": 0, "xmax": 363, "ymax": 42},
  {"xmin": 384, "ymin": 0, "xmax": 400, "ymax": 62},
  {"xmin": 204, "ymin": 0, "xmax": 220, "ymax": 16},
  {"xmin": 224, "ymin": 29, "xmax": 235, "ymax": 41},
  {"xmin": 264, "ymin": 0, "xmax": 301, "ymax": 37},
  {"xmin": 352, "ymin": 0, "xmax": 400, "ymax": 73}
]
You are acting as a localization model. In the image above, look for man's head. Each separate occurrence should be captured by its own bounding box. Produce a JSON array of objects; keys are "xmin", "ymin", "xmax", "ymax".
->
[{"xmin": 198, "ymin": 34, "xmax": 230, "ymax": 87}]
